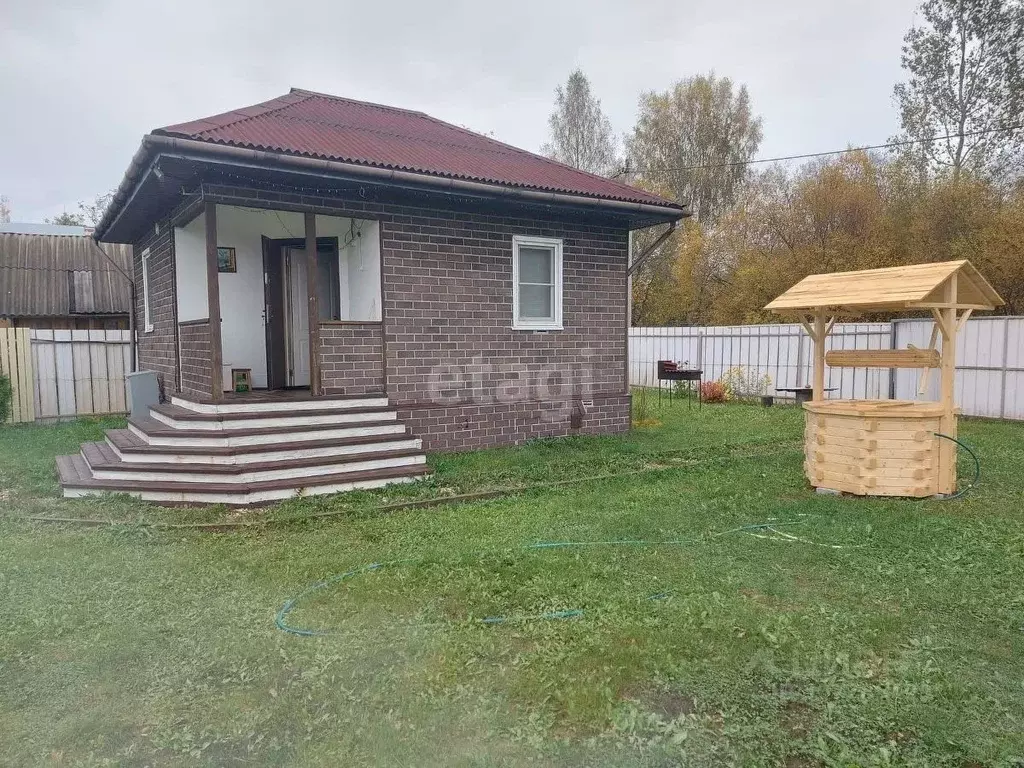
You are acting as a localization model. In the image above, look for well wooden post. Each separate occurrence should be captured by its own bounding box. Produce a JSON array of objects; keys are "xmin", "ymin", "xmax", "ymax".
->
[
  {"xmin": 204, "ymin": 202, "xmax": 223, "ymax": 400},
  {"xmin": 812, "ymin": 310, "xmax": 827, "ymax": 402},
  {"xmin": 937, "ymin": 273, "xmax": 958, "ymax": 495},
  {"xmin": 305, "ymin": 212, "xmax": 322, "ymax": 396}
]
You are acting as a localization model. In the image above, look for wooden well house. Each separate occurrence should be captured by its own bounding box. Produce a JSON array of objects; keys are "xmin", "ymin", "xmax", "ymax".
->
[{"xmin": 765, "ymin": 260, "xmax": 1003, "ymax": 498}]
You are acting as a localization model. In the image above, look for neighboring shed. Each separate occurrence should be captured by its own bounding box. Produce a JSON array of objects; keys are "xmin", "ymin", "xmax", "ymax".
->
[{"xmin": 0, "ymin": 223, "xmax": 132, "ymax": 329}]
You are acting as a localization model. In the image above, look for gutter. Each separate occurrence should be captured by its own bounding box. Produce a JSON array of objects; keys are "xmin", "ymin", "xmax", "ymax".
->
[{"xmin": 94, "ymin": 135, "xmax": 688, "ymax": 241}]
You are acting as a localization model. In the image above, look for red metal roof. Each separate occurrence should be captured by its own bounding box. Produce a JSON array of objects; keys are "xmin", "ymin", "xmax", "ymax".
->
[{"xmin": 154, "ymin": 88, "xmax": 680, "ymax": 210}]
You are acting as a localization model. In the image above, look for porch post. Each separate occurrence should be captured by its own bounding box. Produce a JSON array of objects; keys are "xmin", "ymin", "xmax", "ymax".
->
[
  {"xmin": 305, "ymin": 212, "xmax": 322, "ymax": 396},
  {"xmin": 205, "ymin": 202, "xmax": 224, "ymax": 400}
]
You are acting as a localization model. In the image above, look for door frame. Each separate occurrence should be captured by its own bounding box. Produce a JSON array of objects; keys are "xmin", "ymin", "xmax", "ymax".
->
[{"xmin": 263, "ymin": 236, "xmax": 340, "ymax": 390}]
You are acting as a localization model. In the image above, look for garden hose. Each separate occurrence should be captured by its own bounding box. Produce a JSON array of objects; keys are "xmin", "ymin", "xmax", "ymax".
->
[
  {"xmin": 931, "ymin": 432, "xmax": 981, "ymax": 501},
  {"xmin": 273, "ymin": 521, "xmax": 815, "ymax": 637}
]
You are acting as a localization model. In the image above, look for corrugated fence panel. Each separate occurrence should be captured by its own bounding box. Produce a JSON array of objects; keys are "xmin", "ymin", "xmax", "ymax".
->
[
  {"xmin": 1004, "ymin": 318, "xmax": 1024, "ymax": 420},
  {"xmin": 632, "ymin": 316, "xmax": 1023, "ymax": 419}
]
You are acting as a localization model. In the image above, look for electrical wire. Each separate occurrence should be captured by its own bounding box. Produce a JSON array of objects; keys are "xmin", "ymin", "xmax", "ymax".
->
[{"xmin": 613, "ymin": 123, "xmax": 1024, "ymax": 177}]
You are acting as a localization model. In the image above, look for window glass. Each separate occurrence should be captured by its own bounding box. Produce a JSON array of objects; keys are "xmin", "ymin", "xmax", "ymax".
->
[{"xmin": 512, "ymin": 237, "xmax": 562, "ymax": 329}]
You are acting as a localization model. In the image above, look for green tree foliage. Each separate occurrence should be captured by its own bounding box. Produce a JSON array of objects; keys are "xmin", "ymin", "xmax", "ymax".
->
[
  {"xmin": 627, "ymin": 73, "xmax": 763, "ymax": 224},
  {"xmin": 633, "ymin": 153, "xmax": 1024, "ymax": 325},
  {"xmin": 542, "ymin": 69, "xmax": 617, "ymax": 176},
  {"xmin": 46, "ymin": 211, "xmax": 87, "ymax": 226},
  {"xmin": 893, "ymin": 0, "xmax": 1024, "ymax": 181},
  {"xmin": 45, "ymin": 191, "xmax": 114, "ymax": 227}
]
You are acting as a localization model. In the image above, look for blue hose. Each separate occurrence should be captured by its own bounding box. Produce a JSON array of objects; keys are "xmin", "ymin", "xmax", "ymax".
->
[{"xmin": 274, "ymin": 522, "xmax": 802, "ymax": 637}]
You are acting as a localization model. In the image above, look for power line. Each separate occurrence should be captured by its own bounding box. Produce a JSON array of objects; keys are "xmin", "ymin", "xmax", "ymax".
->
[{"xmin": 614, "ymin": 123, "xmax": 1024, "ymax": 177}]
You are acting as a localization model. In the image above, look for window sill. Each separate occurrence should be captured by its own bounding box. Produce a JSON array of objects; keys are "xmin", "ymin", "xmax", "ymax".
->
[
  {"xmin": 144, "ymin": 325, "xmax": 154, "ymax": 334},
  {"xmin": 512, "ymin": 323, "xmax": 563, "ymax": 332}
]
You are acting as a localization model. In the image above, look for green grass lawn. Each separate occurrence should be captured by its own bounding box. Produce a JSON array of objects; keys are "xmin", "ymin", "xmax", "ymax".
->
[{"xmin": 1, "ymin": 400, "xmax": 1023, "ymax": 767}]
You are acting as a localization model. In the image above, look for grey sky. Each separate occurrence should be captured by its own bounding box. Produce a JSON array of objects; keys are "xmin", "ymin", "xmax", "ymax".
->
[{"xmin": 1, "ymin": 0, "xmax": 919, "ymax": 222}]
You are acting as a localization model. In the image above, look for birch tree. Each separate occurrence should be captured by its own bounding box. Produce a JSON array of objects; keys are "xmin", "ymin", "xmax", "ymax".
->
[
  {"xmin": 893, "ymin": 0, "xmax": 1024, "ymax": 181},
  {"xmin": 626, "ymin": 73, "xmax": 763, "ymax": 224},
  {"xmin": 542, "ymin": 69, "xmax": 617, "ymax": 176}
]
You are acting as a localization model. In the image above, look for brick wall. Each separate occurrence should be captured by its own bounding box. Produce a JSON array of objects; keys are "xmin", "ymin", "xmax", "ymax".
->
[
  {"xmin": 319, "ymin": 322, "xmax": 384, "ymax": 396},
  {"xmin": 397, "ymin": 392, "xmax": 631, "ymax": 452},
  {"xmin": 178, "ymin": 320, "xmax": 212, "ymax": 399},
  {"xmin": 133, "ymin": 224, "xmax": 178, "ymax": 400},
  {"xmin": 378, "ymin": 207, "xmax": 629, "ymax": 452},
  {"xmin": 176, "ymin": 184, "xmax": 636, "ymax": 449}
]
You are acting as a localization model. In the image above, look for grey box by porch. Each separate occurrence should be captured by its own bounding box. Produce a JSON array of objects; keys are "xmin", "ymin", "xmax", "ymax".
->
[{"xmin": 125, "ymin": 371, "xmax": 159, "ymax": 420}]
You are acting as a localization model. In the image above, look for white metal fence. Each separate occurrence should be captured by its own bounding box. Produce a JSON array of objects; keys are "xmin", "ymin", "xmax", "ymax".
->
[
  {"xmin": 629, "ymin": 316, "xmax": 1024, "ymax": 421},
  {"xmin": 0, "ymin": 329, "xmax": 132, "ymax": 423}
]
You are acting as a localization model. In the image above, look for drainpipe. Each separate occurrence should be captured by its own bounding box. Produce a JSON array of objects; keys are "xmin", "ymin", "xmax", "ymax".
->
[
  {"xmin": 626, "ymin": 221, "xmax": 678, "ymax": 277},
  {"xmin": 94, "ymin": 241, "xmax": 137, "ymax": 372}
]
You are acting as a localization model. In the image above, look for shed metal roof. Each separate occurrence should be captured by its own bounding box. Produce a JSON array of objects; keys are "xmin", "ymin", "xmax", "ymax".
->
[
  {"xmin": 764, "ymin": 260, "xmax": 1004, "ymax": 313},
  {"xmin": 0, "ymin": 232, "xmax": 132, "ymax": 317}
]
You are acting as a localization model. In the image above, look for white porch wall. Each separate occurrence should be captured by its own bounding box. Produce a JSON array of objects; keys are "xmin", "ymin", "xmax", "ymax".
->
[
  {"xmin": 174, "ymin": 206, "xmax": 381, "ymax": 389},
  {"xmin": 339, "ymin": 219, "xmax": 382, "ymax": 321},
  {"xmin": 174, "ymin": 225, "xmax": 208, "ymax": 322}
]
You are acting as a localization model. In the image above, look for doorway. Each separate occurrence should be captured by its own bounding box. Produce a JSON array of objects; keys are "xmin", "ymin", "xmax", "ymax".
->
[{"xmin": 262, "ymin": 236, "xmax": 340, "ymax": 390}]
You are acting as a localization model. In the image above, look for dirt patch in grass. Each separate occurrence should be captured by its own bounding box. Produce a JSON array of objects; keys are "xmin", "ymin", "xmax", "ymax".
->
[
  {"xmin": 784, "ymin": 756, "xmax": 824, "ymax": 768},
  {"xmin": 739, "ymin": 587, "xmax": 799, "ymax": 612},
  {"xmin": 780, "ymin": 701, "xmax": 814, "ymax": 739},
  {"xmin": 620, "ymin": 682, "xmax": 695, "ymax": 720}
]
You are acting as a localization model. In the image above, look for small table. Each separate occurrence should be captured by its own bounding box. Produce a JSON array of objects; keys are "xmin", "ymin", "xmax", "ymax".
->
[{"xmin": 776, "ymin": 387, "xmax": 837, "ymax": 404}]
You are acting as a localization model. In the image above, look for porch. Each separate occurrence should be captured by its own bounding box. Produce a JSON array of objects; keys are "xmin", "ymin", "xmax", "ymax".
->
[
  {"xmin": 56, "ymin": 201, "xmax": 430, "ymax": 505},
  {"xmin": 170, "ymin": 202, "xmax": 383, "ymax": 401}
]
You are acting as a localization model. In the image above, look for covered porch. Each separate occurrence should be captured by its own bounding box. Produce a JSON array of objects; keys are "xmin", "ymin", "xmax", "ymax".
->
[{"xmin": 171, "ymin": 201, "xmax": 383, "ymax": 401}]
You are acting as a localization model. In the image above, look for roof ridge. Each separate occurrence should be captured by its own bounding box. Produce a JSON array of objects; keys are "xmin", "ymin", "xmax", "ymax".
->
[
  {"xmin": 159, "ymin": 91, "xmax": 318, "ymax": 139},
  {"xmin": 412, "ymin": 111, "xmax": 671, "ymax": 202},
  {"xmin": 289, "ymin": 88, "xmax": 430, "ymax": 118}
]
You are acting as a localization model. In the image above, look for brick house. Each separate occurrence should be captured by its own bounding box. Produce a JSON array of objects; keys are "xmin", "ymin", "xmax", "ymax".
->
[{"xmin": 57, "ymin": 88, "xmax": 687, "ymax": 505}]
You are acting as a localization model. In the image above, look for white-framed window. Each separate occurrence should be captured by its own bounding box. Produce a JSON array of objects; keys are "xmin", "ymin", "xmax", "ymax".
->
[
  {"xmin": 141, "ymin": 248, "xmax": 154, "ymax": 333},
  {"xmin": 512, "ymin": 235, "xmax": 563, "ymax": 330}
]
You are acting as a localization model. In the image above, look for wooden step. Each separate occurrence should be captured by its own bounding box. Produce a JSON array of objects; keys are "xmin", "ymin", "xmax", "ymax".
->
[
  {"xmin": 105, "ymin": 428, "xmax": 420, "ymax": 464},
  {"xmin": 82, "ymin": 441, "xmax": 426, "ymax": 483},
  {"xmin": 155, "ymin": 403, "xmax": 393, "ymax": 422},
  {"xmin": 150, "ymin": 403, "xmax": 397, "ymax": 431},
  {"xmin": 128, "ymin": 416, "xmax": 407, "ymax": 448},
  {"xmin": 57, "ymin": 453, "xmax": 430, "ymax": 506},
  {"xmin": 171, "ymin": 393, "xmax": 388, "ymax": 415}
]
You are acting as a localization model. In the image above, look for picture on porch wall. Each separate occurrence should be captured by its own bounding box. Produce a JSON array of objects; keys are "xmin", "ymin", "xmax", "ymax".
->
[{"xmin": 217, "ymin": 246, "xmax": 236, "ymax": 273}]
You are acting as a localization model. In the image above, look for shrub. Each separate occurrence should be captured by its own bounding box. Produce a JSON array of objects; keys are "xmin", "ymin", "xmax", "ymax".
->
[
  {"xmin": 700, "ymin": 380, "xmax": 727, "ymax": 403},
  {"xmin": 0, "ymin": 374, "xmax": 11, "ymax": 424},
  {"xmin": 719, "ymin": 366, "xmax": 772, "ymax": 401}
]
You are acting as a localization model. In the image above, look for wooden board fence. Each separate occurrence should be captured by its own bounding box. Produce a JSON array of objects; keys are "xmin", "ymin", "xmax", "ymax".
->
[
  {"xmin": 30, "ymin": 329, "xmax": 132, "ymax": 421},
  {"xmin": 0, "ymin": 327, "xmax": 36, "ymax": 423}
]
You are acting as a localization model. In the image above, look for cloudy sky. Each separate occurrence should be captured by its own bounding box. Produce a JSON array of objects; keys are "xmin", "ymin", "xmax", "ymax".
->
[{"xmin": 1, "ymin": 0, "xmax": 919, "ymax": 222}]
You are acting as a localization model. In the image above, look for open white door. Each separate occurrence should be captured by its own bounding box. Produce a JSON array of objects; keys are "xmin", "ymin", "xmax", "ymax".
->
[{"xmin": 284, "ymin": 247, "xmax": 310, "ymax": 387}]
